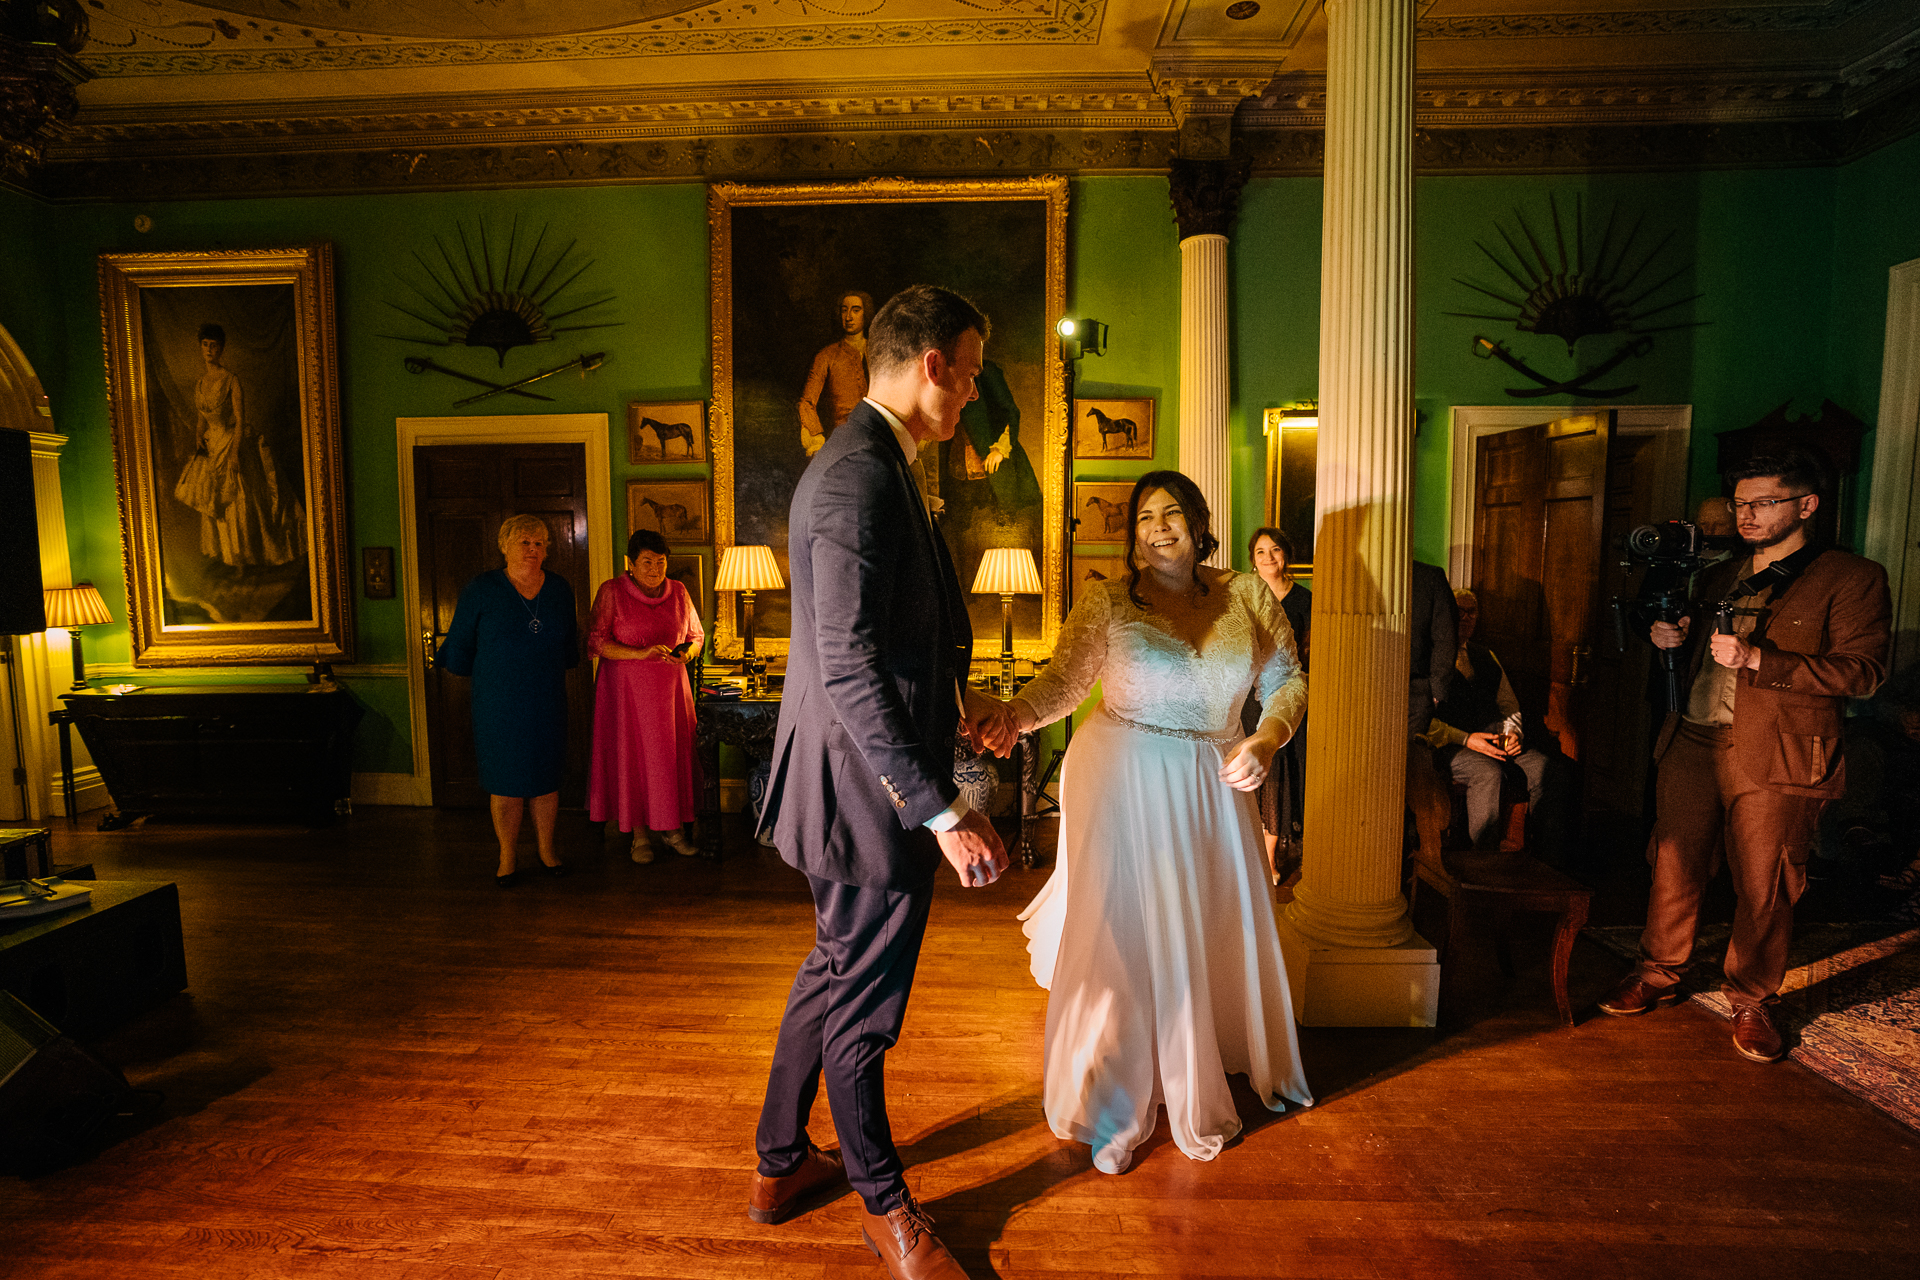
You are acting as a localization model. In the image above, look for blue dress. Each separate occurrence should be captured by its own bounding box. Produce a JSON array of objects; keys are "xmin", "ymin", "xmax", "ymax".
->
[{"xmin": 438, "ymin": 569, "xmax": 579, "ymax": 798}]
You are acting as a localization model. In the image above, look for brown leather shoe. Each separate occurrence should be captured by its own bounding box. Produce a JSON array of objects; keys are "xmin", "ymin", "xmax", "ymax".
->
[
  {"xmin": 1731, "ymin": 1003, "xmax": 1786, "ymax": 1063},
  {"xmin": 1597, "ymin": 974, "xmax": 1680, "ymax": 1017},
  {"xmin": 860, "ymin": 1189, "xmax": 970, "ymax": 1279},
  {"xmin": 747, "ymin": 1145, "xmax": 846, "ymax": 1224}
]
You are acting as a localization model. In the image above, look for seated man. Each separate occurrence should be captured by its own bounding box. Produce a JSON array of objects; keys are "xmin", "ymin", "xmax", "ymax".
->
[{"xmin": 1425, "ymin": 589, "xmax": 1554, "ymax": 850}]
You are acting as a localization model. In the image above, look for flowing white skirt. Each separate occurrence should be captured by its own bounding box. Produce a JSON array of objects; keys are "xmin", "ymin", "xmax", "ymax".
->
[{"xmin": 1019, "ymin": 706, "xmax": 1312, "ymax": 1166}]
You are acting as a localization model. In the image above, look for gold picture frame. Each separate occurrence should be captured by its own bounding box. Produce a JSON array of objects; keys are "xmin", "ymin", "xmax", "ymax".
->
[
  {"xmin": 99, "ymin": 244, "xmax": 353, "ymax": 666},
  {"xmin": 709, "ymin": 177, "xmax": 1069, "ymax": 661},
  {"xmin": 627, "ymin": 477, "xmax": 711, "ymax": 545},
  {"xmin": 1072, "ymin": 396, "xmax": 1155, "ymax": 460},
  {"xmin": 1262, "ymin": 406, "xmax": 1319, "ymax": 575},
  {"xmin": 1073, "ymin": 481, "xmax": 1135, "ymax": 543},
  {"xmin": 627, "ymin": 400, "xmax": 708, "ymax": 463}
]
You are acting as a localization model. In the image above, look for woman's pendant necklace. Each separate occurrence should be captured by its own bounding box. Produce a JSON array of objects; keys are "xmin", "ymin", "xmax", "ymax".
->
[{"xmin": 516, "ymin": 583, "xmax": 542, "ymax": 634}]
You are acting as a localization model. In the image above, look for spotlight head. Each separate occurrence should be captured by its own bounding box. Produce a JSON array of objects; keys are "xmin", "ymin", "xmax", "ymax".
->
[{"xmin": 1057, "ymin": 316, "xmax": 1106, "ymax": 357}]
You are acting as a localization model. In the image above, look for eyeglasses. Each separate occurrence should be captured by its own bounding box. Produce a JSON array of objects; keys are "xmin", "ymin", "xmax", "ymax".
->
[{"xmin": 1730, "ymin": 494, "xmax": 1810, "ymax": 515}]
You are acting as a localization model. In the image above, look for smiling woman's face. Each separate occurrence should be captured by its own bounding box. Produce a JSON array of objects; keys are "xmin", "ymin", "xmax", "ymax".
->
[
  {"xmin": 631, "ymin": 550, "xmax": 668, "ymax": 591},
  {"xmin": 1134, "ymin": 487, "xmax": 1195, "ymax": 578}
]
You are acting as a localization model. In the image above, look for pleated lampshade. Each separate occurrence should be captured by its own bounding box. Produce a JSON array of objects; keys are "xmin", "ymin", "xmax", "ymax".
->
[
  {"xmin": 971, "ymin": 548, "xmax": 1042, "ymax": 596},
  {"xmin": 715, "ymin": 545, "xmax": 785, "ymax": 593},
  {"xmin": 43, "ymin": 582, "xmax": 112, "ymax": 629}
]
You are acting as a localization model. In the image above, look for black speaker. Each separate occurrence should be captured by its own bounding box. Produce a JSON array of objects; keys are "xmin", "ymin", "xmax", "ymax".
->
[
  {"xmin": 0, "ymin": 990, "xmax": 136, "ymax": 1171},
  {"xmin": 0, "ymin": 430, "xmax": 46, "ymax": 635}
]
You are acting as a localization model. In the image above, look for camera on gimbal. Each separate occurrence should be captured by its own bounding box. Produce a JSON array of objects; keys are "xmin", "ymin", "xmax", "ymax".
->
[{"xmin": 1610, "ymin": 519, "xmax": 1743, "ymax": 713}]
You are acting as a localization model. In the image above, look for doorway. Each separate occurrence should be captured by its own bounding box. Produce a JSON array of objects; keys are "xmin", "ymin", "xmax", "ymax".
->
[
  {"xmin": 1448, "ymin": 405, "xmax": 1690, "ymax": 820},
  {"xmin": 394, "ymin": 414, "xmax": 613, "ymax": 809}
]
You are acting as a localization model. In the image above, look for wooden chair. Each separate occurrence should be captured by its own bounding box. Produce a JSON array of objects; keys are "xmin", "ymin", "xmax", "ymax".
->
[{"xmin": 1405, "ymin": 744, "xmax": 1592, "ymax": 1027}]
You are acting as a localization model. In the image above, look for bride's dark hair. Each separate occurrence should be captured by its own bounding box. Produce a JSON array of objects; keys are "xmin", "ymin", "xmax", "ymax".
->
[{"xmin": 1124, "ymin": 470, "xmax": 1218, "ymax": 610}]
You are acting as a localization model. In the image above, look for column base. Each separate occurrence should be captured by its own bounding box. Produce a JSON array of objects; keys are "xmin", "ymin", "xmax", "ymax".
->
[{"xmin": 1276, "ymin": 913, "xmax": 1439, "ymax": 1027}]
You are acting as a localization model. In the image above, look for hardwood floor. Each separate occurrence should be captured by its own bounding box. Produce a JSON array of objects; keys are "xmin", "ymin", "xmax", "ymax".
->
[{"xmin": 2, "ymin": 807, "xmax": 1916, "ymax": 1279}]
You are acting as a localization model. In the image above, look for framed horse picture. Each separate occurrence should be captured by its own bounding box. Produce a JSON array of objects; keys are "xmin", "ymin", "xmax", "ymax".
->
[
  {"xmin": 1073, "ymin": 482, "xmax": 1135, "ymax": 545},
  {"xmin": 709, "ymin": 177, "xmax": 1068, "ymax": 661},
  {"xmin": 627, "ymin": 478, "xmax": 711, "ymax": 545},
  {"xmin": 1073, "ymin": 396, "xmax": 1155, "ymax": 461},
  {"xmin": 627, "ymin": 400, "xmax": 707, "ymax": 463}
]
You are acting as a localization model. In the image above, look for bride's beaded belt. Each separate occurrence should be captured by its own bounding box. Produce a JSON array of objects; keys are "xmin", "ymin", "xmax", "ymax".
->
[{"xmin": 1100, "ymin": 706, "xmax": 1235, "ymax": 742}]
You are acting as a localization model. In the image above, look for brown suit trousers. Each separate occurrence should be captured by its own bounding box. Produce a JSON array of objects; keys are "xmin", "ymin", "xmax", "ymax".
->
[{"xmin": 1634, "ymin": 721, "xmax": 1823, "ymax": 1005}]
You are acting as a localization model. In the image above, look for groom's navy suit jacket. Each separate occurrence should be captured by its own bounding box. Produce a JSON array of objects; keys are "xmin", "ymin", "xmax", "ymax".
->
[{"xmin": 759, "ymin": 402, "xmax": 973, "ymax": 890}]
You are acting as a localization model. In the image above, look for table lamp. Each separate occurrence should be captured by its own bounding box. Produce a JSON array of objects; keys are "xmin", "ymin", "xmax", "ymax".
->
[
  {"xmin": 971, "ymin": 548, "xmax": 1041, "ymax": 698},
  {"xmin": 42, "ymin": 582, "xmax": 113, "ymax": 691},
  {"xmin": 715, "ymin": 545, "xmax": 785, "ymax": 696}
]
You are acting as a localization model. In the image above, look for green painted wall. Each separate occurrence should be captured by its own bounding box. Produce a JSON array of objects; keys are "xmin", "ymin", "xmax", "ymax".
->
[{"xmin": 0, "ymin": 144, "xmax": 1909, "ymax": 778}]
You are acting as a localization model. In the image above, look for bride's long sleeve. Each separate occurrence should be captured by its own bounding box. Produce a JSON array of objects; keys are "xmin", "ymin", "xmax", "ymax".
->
[
  {"xmin": 1012, "ymin": 584, "xmax": 1111, "ymax": 731},
  {"xmin": 1250, "ymin": 583, "xmax": 1308, "ymax": 744}
]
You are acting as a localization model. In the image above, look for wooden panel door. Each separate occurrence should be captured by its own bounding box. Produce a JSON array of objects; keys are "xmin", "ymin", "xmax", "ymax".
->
[
  {"xmin": 1471, "ymin": 412, "xmax": 1614, "ymax": 767},
  {"xmin": 415, "ymin": 443, "xmax": 593, "ymax": 810}
]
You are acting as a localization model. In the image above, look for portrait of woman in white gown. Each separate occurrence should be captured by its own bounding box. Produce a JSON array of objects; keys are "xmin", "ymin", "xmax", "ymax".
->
[{"xmin": 1008, "ymin": 469, "xmax": 1312, "ymax": 1175}]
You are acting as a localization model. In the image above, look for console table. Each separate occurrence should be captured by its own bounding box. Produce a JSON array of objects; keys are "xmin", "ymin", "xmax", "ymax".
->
[{"xmin": 62, "ymin": 684, "xmax": 363, "ymax": 828}]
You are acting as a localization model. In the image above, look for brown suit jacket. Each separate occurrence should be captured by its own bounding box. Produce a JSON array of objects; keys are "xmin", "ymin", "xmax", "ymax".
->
[{"xmin": 1655, "ymin": 547, "xmax": 1891, "ymax": 799}]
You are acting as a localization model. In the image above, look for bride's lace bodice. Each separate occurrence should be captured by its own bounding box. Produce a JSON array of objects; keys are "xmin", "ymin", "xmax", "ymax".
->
[{"xmin": 1018, "ymin": 572, "xmax": 1306, "ymax": 737}]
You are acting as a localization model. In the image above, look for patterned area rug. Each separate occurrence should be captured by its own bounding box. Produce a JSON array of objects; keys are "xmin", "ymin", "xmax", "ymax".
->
[{"xmin": 1586, "ymin": 922, "xmax": 1920, "ymax": 1133}]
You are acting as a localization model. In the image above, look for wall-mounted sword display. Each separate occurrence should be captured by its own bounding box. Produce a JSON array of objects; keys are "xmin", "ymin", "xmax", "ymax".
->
[
  {"xmin": 1472, "ymin": 335, "xmax": 1652, "ymax": 399},
  {"xmin": 404, "ymin": 355, "xmax": 554, "ymax": 401},
  {"xmin": 452, "ymin": 352, "xmax": 606, "ymax": 408}
]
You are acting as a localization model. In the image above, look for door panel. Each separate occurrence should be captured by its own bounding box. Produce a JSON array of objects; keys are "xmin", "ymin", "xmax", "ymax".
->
[
  {"xmin": 415, "ymin": 443, "xmax": 593, "ymax": 810},
  {"xmin": 1472, "ymin": 412, "xmax": 1614, "ymax": 769}
]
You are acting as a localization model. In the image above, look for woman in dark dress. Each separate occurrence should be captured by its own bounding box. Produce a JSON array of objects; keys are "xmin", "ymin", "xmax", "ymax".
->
[
  {"xmin": 1244, "ymin": 527, "xmax": 1310, "ymax": 883},
  {"xmin": 438, "ymin": 514, "xmax": 579, "ymax": 886}
]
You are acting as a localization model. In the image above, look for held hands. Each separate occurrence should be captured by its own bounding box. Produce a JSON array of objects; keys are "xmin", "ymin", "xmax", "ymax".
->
[
  {"xmin": 962, "ymin": 687, "xmax": 1021, "ymax": 758},
  {"xmin": 1219, "ymin": 726, "xmax": 1285, "ymax": 793},
  {"xmin": 936, "ymin": 808, "xmax": 1009, "ymax": 888}
]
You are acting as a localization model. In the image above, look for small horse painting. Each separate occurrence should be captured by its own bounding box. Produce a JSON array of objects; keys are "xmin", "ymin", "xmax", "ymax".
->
[
  {"xmin": 1072, "ymin": 397, "xmax": 1155, "ymax": 460},
  {"xmin": 627, "ymin": 401, "xmax": 708, "ymax": 462}
]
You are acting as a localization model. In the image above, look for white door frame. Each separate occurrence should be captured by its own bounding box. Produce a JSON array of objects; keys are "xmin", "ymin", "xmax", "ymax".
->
[
  {"xmin": 1445, "ymin": 404, "xmax": 1693, "ymax": 589},
  {"xmin": 1865, "ymin": 258, "xmax": 1920, "ymax": 674},
  {"xmin": 394, "ymin": 413, "xmax": 613, "ymax": 805}
]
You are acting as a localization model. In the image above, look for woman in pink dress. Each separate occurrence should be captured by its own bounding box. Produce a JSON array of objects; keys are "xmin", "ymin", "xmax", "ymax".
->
[{"xmin": 587, "ymin": 528, "xmax": 704, "ymax": 861}]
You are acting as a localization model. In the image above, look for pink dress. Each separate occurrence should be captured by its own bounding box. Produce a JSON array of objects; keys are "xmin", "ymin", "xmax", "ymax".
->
[{"xmin": 586, "ymin": 574, "xmax": 704, "ymax": 832}]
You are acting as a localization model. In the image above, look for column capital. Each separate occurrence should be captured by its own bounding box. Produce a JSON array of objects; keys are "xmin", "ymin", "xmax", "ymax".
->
[
  {"xmin": 0, "ymin": 7, "xmax": 93, "ymax": 179},
  {"xmin": 1168, "ymin": 155, "xmax": 1253, "ymax": 240},
  {"xmin": 1151, "ymin": 61, "xmax": 1270, "ymax": 161}
]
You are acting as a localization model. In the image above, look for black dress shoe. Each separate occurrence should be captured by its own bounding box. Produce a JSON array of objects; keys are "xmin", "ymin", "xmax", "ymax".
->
[
  {"xmin": 542, "ymin": 862, "xmax": 569, "ymax": 878},
  {"xmin": 496, "ymin": 871, "xmax": 521, "ymax": 889}
]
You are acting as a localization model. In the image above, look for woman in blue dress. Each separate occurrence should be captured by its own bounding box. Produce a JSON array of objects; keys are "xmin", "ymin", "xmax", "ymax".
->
[{"xmin": 438, "ymin": 514, "xmax": 580, "ymax": 886}]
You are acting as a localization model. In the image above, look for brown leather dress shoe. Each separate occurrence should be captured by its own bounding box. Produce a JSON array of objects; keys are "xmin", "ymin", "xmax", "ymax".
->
[
  {"xmin": 1597, "ymin": 973, "xmax": 1680, "ymax": 1017},
  {"xmin": 1731, "ymin": 1003, "xmax": 1786, "ymax": 1063},
  {"xmin": 861, "ymin": 1189, "xmax": 970, "ymax": 1279},
  {"xmin": 747, "ymin": 1145, "xmax": 846, "ymax": 1224}
]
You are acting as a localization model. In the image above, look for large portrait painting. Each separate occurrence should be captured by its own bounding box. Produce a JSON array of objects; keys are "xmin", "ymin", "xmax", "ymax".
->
[
  {"xmin": 100, "ymin": 245, "xmax": 352, "ymax": 665},
  {"xmin": 710, "ymin": 178, "xmax": 1068, "ymax": 660}
]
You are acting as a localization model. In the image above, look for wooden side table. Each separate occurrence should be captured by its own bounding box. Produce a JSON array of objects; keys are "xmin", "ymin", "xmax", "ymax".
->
[
  {"xmin": 693, "ymin": 695, "xmax": 783, "ymax": 859},
  {"xmin": 0, "ymin": 829, "xmax": 53, "ymax": 880}
]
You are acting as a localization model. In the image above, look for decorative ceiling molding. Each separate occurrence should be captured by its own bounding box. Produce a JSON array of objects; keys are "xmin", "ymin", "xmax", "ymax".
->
[
  {"xmin": 1416, "ymin": 0, "xmax": 1891, "ymax": 40},
  {"xmin": 77, "ymin": 0, "xmax": 1105, "ymax": 76}
]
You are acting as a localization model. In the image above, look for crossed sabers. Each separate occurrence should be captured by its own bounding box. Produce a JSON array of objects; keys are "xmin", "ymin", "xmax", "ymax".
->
[
  {"xmin": 1472, "ymin": 335, "xmax": 1652, "ymax": 399},
  {"xmin": 405, "ymin": 352, "xmax": 606, "ymax": 407}
]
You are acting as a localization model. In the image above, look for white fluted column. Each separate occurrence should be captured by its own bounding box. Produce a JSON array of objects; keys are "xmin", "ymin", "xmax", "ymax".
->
[
  {"xmin": 1274, "ymin": 0, "xmax": 1437, "ymax": 1026},
  {"xmin": 1178, "ymin": 232, "xmax": 1231, "ymax": 566}
]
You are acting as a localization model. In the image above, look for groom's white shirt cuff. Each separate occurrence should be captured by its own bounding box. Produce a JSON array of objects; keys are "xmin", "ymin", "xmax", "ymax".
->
[{"xmin": 864, "ymin": 399, "xmax": 971, "ymax": 836}]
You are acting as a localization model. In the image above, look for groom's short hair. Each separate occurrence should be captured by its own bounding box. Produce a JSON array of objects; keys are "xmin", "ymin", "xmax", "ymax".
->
[{"xmin": 868, "ymin": 285, "xmax": 990, "ymax": 376}]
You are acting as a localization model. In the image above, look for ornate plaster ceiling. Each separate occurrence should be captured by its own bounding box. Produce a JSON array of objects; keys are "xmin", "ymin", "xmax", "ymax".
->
[{"xmin": 16, "ymin": 0, "xmax": 1920, "ymax": 195}]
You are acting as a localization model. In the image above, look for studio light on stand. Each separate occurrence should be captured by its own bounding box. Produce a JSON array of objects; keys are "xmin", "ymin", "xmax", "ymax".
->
[
  {"xmin": 42, "ymin": 583, "xmax": 112, "ymax": 692},
  {"xmin": 714, "ymin": 545, "xmax": 784, "ymax": 697},
  {"xmin": 971, "ymin": 548, "xmax": 1042, "ymax": 699},
  {"xmin": 1056, "ymin": 316, "xmax": 1106, "ymax": 358}
]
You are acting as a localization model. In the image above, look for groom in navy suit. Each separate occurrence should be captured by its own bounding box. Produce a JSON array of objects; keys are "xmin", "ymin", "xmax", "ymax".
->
[{"xmin": 749, "ymin": 285, "xmax": 1010, "ymax": 1280}]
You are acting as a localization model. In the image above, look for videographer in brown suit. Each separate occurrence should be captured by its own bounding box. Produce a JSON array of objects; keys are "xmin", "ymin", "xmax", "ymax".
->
[{"xmin": 1599, "ymin": 449, "xmax": 1890, "ymax": 1062}]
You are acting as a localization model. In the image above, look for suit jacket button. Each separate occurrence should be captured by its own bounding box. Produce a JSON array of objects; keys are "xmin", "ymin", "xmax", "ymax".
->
[{"xmin": 895, "ymin": 798, "xmax": 906, "ymax": 809}]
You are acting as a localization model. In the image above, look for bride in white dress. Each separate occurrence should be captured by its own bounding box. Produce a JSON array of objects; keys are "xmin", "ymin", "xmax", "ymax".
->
[{"xmin": 1008, "ymin": 470, "xmax": 1312, "ymax": 1174}]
